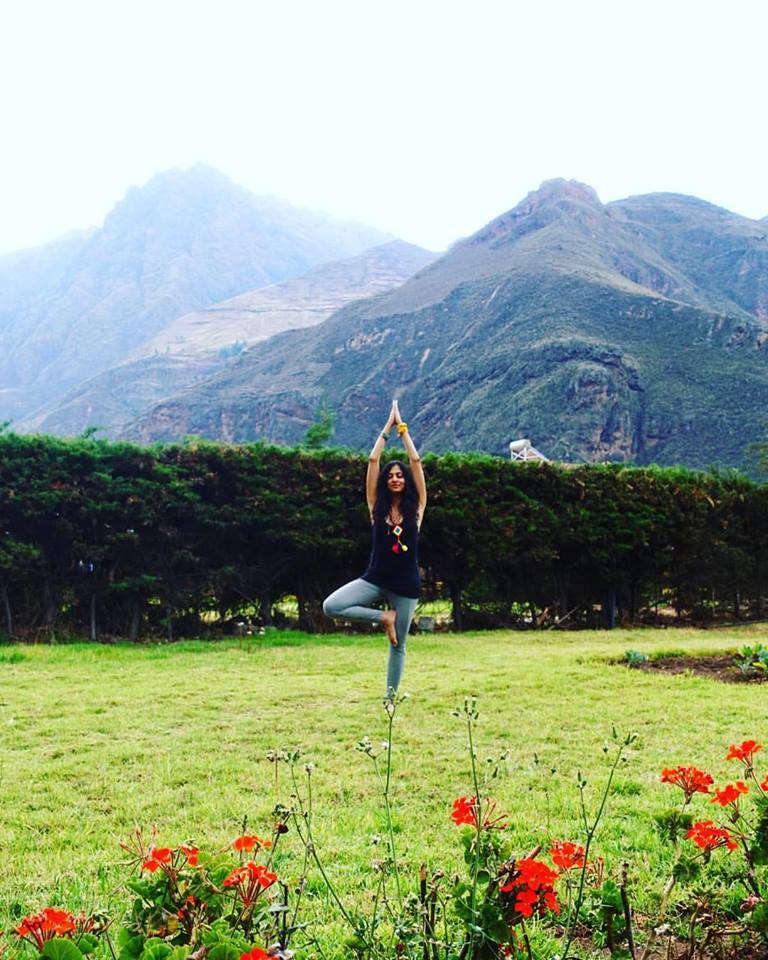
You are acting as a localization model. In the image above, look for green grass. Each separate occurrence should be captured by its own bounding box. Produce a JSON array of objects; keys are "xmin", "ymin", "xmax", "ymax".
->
[{"xmin": 2, "ymin": 624, "xmax": 767, "ymax": 953}]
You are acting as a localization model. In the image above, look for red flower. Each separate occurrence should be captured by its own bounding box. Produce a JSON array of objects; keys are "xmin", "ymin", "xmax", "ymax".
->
[
  {"xmin": 450, "ymin": 796, "xmax": 507, "ymax": 830},
  {"xmin": 241, "ymin": 948, "xmax": 271, "ymax": 960},
  {"xmin": 711, "ymin": 781, "xmax": 749, "ymax": 806},
  {"xmin": 142, "ymin": 846, "xmax": 173, "ymax": 872},
  {"xmin": 660, "ymin": 766, "xmax": 713, "ymax": 801},
  {"xmin": 451, "ymin": 796, "xmax": 478, "ymax": 827},
  {"xmin": 686, "ymin": 820, "xmax": 738, "ymax": 851},
  {"xmin": 179, "ymin": 845, "xmax": 199, "ymax": 866},
  {"xmin": 500, "ymin": 858, "xmax": 560, "ymax": 920},
  {"xmin": 15, "ymin": 907, "xmax": 77, "ymax": 949},
  {"xmin": 550, "ymin": 840, "xmax": 587, "ymax": 872},
  {"xmin": 233, "ymin": 834, "xmax": 272, "ymax": 852},
  {"xmin": 761, "ymin": 775, "xmax": 768, "ymax": 792},
  {"xmin": 727, "ymin": 740, "xmax": 762, "ymax": 765},
  {"xmin": 223, "ymin": 862, "xmax": 278, "ymax": 908}
]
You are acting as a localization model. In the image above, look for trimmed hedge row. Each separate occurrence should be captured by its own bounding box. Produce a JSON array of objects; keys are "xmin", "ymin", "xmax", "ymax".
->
[{"xmin": 1, "ymin": 432, "xmax": 766, "ymax": 638}]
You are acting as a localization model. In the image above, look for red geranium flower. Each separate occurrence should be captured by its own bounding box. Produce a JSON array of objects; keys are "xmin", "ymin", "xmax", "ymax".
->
[
  {"xmin": 241, "ymin": 948, "xmax": 271, "ymax": 960},
  {"xmin": 660, "ymin": 766, "xmax": 714, "ymax": 801},
  {"xmin": 686, "ymin": 820, "xmax": 738, "ymax": 851},
  {"xmin": 500, "ymin": 858, "xmax": 560, "ymax": 920},
  {"xmin": 550, "ymin": 840, "xmax": 587, "ymax": 872},
  {"xmin": 15, "ymin": 907, "xmax": 77, "ymax": 949},
  {"xmin": 233, "ymin": 834, "xmax": 272, "ymax": 852},
  {"xmin": 179, "ymin": 845, "xmax": 199, "ymax": 866},
  {"xmin": 711, "ymin": 781, "xmax": 749, "ymax": 806},
  {"xmin": 727, "ymin": 740, "xmax": 762, "ymax": 765},
  {"xmin": 450, "ymin": 796, "xmax": 507, "ymax": 829},
  {"xmin": 223, "ymin": 861, "xmax": 278, "ymax": 908},
  {"xmin": 142, "ymin": 846, "xmax": 173, "ymax": 872},
  {"xmin": 451, "ymin": 796, "xmax": 477, "ymax": 826}
]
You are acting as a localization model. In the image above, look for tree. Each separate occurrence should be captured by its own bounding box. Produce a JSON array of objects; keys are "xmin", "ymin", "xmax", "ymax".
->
[{"xmin": 301, "ymin": 403, "xmax": 336, "ymax": 450}]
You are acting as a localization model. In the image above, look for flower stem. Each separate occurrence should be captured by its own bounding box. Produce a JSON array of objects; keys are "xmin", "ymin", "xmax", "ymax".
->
[
  {"xmin": 561, "ymin": 737, "xmax": 629, "ymax": 960},
  {"xmin": 466, "ymin": 708, "xmax": 483, "ymax": 955},
  {"xmin": 383, "ymin": 707, "xmax": 403, "ymax": 908}
]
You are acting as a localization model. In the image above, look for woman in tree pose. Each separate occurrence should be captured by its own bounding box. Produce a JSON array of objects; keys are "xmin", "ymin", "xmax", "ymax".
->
[{"xmin": 323, "ymin": 399, "xmax": 427, "ymax": 697}]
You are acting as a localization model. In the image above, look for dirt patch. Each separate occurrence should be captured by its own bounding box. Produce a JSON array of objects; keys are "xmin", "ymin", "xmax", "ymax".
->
[{"xmin": 627, "ymin": 653, "xmax": 767, "ymax": 684}]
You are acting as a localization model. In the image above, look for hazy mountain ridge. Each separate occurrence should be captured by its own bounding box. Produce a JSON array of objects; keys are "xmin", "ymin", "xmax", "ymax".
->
[
  {"xmin": 28, "ymin": 241, "xmax": 435, "ymax": 436},
  {"xmin": 0, "ymin": 165, "xmax": 391, "ymax": 424},
  {"xmin": 122, "ymin": 179, "xmax": 768, "ymax": 469}
]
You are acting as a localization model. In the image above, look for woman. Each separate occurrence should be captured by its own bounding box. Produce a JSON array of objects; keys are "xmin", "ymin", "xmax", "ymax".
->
[{"xmin": 323, "ymin": 399, "xmax": 427, "ymax": 698}]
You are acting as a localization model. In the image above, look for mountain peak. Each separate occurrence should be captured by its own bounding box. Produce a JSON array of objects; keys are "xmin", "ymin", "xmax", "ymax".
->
[
  {"xmin": 464, "ymin": 178, "xmax": 602, "ymax": 249},
  {"xmin": 523, "ymin": 178, "xmax": 601, "ymax": 209}
]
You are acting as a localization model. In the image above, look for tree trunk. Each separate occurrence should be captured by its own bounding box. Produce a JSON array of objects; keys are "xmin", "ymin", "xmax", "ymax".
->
[
  {"xmin": 260, "ymin": 588, "xmax": 273, "ymax": 627},
  {"xmin": 628, "ymin": 581, "xmax": 638, "ymax": 624},
  {"xmin": 90, "ymin": 592, "xmax": 97, "ymax": 641},
  {"xmin": 42, "ymin": 575, "xmax": 58, "ymax": 627},
  {"xmin": 555, "ymin": 570, "xmax": 568, "ymax": 622},
  {"xmin": 296, "ymin": 591, "xmax": 311, "ymax": 632},
  {"xmin": 1, "ymin": 582, "xmax": 12, "ymax": 636},
  {"xmin": 449, "ymin": 583, "xmax": 463, "ymax": 632},
  {"xmin": 128, "ymin": 601, "xmax": 141, "ymax": 642}
]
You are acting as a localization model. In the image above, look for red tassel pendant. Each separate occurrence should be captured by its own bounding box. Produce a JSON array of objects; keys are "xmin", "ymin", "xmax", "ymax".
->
[{"xmin": 391, "ymin": 524, "xmax": 407, "ymax": 554}]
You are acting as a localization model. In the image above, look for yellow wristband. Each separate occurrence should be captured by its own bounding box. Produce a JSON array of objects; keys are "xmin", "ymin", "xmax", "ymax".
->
[{"xmin": 396, "ymin": 422, "xmax": 408, "ymax": 436}]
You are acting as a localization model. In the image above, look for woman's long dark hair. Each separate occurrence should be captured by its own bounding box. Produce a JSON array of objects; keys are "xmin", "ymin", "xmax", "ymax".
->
[{"xmin": 373, "ymin": 460, "xmax": 419, "ymax": 525}]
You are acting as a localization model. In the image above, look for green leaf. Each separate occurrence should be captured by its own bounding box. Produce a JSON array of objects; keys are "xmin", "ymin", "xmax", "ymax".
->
[
  {"xmin": 140, "ymin": 941, "xmax": 172, "ymax": 960},
  {"xmin": 749, "ymin": 803, "xmax": 768, "ymax": 864},
  {"xmin": 207, "ymin": 946, "xmax": 242, "ymax": 960},
  {"xmin": 672, "ymin": 853, "xmax": 701, "ymax": 883},
  {"xmin": 126, "ymin": 879, "xmax": 154, "ymax": 897},
  {"xmin": 75, "ymin": 933, "xmax": 100, "ymax": 954},
  {"xmin": 117, "ymin": 933, "xmax": 145, "ymax": 960},
  {"xmin": 41, "ymin": 941, "xmax": 85, "ymax": 960},
  {"xmin": 750, "ymin": 902, "xmax": 768, "ymax": 934},
  {"xmin": 599, "ymin": 878, "xmax": 624, "ymax": 912}
]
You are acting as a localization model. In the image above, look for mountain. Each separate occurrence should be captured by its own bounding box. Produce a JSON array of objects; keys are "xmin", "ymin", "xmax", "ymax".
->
[
  {"xmin": 0, "ymin": 165, "xmax": 391, "ymax": 424},
  {"xmin": 28, "ymin": 241, "xmax": 436, "ymax": 436},
  {"xmin": 123, "ymin": 179, "xmax": 768, "ymax": 470}
]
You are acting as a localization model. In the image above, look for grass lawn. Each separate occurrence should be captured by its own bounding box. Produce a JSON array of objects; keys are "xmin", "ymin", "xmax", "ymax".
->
[{"xmin": 2, "ymin": 623, "xmax": 767, "ymax": 954}]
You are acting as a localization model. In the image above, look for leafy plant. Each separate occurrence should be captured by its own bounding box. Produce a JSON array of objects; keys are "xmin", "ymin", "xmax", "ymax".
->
[
  {"xmin": 623, "ymin": 650, "xmax": 648, "ymax": 667},
  {"xmin": 733, "ymin": 644, "xmax": 768, "ymax": 674}
]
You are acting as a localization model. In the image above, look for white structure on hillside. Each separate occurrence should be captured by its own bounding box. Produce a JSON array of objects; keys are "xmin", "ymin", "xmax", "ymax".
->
[{"xmin": 509, "ymin": 438, "xmax": 549, "ymax": 462}]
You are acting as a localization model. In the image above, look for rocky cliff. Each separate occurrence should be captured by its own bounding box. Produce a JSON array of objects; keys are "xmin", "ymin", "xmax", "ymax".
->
[{"xmin": 123, "ymin": 179, "xmax": 768, "ymax": 470}]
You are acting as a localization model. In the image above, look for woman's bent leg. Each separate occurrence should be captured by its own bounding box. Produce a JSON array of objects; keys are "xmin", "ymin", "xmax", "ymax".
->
[
  {"xmin": 383, "ymin": 593, "xmax": 418, "ymax": 697},
  {"xmin": 323, "ymin": 579, "xmax": 385, "ymax": 625}
]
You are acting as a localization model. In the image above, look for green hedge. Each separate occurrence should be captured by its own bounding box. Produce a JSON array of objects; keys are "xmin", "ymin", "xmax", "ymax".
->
[{"xmin": 1, "ymin": 432, "xmax": 766, "ymax": 638}]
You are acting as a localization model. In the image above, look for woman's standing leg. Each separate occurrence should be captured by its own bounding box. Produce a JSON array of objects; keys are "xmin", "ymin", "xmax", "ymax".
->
[
  {"xmin": 323, "ymin": 579, "xmax": 386, "ymax": 625},
  {"xmin": 383, "ymin": 592, "xmax": 417, "ymax": 698}
]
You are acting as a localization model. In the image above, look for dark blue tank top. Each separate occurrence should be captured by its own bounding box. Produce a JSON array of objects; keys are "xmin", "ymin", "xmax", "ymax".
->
[{"xmin": 361, "ymin": 516, "xmax": 420, "ymax": 599}]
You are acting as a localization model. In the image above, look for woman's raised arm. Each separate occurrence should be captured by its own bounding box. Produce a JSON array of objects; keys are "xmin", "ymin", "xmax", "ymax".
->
[
  {"xmin": 393, "ymin": 400, "xmax": 427, "ymax": 525},
  {"xmin": 367, "ymin": 402, "xmax": 396, "ymax": 519}
]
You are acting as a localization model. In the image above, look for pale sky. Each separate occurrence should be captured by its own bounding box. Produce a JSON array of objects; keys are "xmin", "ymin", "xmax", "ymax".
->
[{"xmin": 1, "ymin": 0, "xmax": 766, "ymax": 256}]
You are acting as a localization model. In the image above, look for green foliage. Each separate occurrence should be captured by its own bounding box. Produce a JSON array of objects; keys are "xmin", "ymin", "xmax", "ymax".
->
[
  {"xmin": 41, "ymin": 941, "xmax": 87, "ymax": 960},
  {"xmin": 624, "ymin": 649, "xmax": 648, "ymax": 667},
  {"xmin": 1, "ymin": 432, "xmax": 768, "ymax": 638},
  {"xmin": 217, "ymin": 340, "xmax": 245, "ymax": 361},
  {"xmin": 653, "ymin": 809, "xmax": 694, "ymax": 845},
  {"xmin": 734, "ymin": 643, "xmax": 768, "ymax": 674},
  {"xmin": 750, "ymin": 794, "xmax": 768, "ymax": 865},
  {"xmin": 301, "ymin": 402, "xmax": 336, "ymax": 450}
]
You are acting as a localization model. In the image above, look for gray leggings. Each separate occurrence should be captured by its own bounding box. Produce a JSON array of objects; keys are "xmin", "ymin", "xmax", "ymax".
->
[{"xmin": 322, "ymin": 578, "xmax": 417, "ymax": 697}]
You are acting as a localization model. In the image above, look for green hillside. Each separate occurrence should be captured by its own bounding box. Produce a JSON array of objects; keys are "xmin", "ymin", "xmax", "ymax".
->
[{"xmin": 124, "ymin": 180, "xmax": 768, "ymax": 469}]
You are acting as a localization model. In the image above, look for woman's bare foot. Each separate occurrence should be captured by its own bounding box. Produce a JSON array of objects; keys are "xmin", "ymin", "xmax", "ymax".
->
[{"xmin": 381, "ymin": 609, "xmax": 398, "ymax": 646}]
